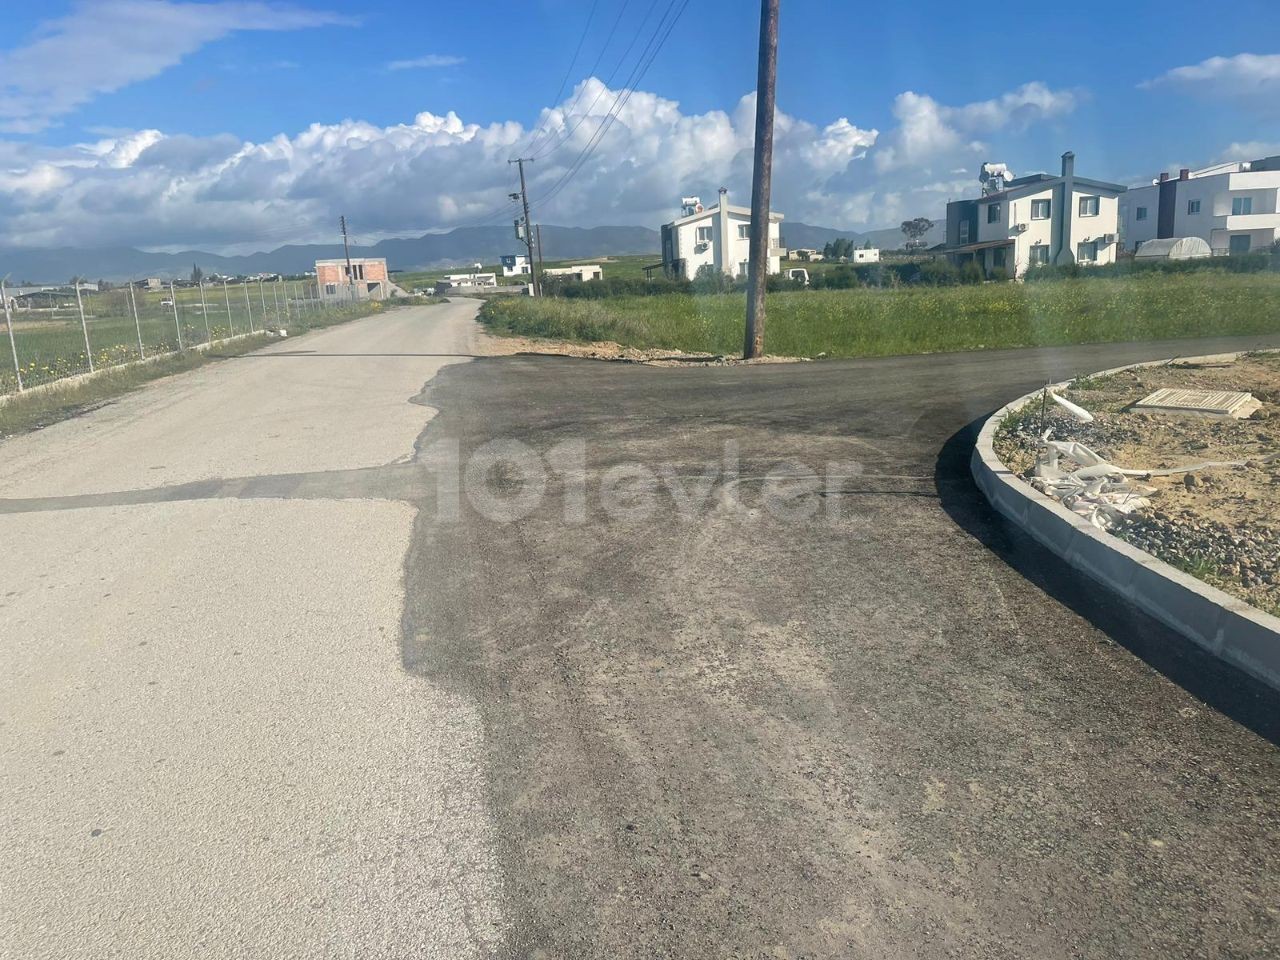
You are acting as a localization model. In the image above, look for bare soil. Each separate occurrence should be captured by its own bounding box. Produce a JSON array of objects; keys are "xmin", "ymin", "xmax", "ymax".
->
[
  {"xmin": 996, "ymin": 351, "xmax": 1280, "ymax": 615},
  {"xmin": 474, "ymin": 328, "xmax": 807, "ymax": 366}
]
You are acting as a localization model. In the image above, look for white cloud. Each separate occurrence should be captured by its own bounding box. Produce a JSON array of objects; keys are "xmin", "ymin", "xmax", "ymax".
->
[
  {"xmin": 0, "ymin": 77, "xmax": 1078, "ymax": 253},
  {"xmin": 0, "ymin": 1, "xmax": 354, "ymax": 133},
  {"xmin": 875, "ymin": 82, "xmax": 1078, "ymax": 172},
  {"xmin": 386, "ymin": 55, "xmax": 465, "ymax": 71},
  {"xmin": 1219, "ymin": 140, "xmax": 1280, "ymax": 160},
  {"xmin": 1142, "ymin": 53, "xmax": 1280, "ymax": 104}
]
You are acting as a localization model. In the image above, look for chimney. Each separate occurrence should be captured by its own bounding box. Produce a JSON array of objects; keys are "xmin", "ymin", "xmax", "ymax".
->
[
  {"xmin": 1179, "ymin": 168, "xmax": 1190, "ymax": 180},
  {"xmin": 1061, "ymin": 151, "xmax": 1075, "ymax": 178},
  {"xmin": 1158, "ymin": 171, "xmax": 1170, "ymax": 182}
]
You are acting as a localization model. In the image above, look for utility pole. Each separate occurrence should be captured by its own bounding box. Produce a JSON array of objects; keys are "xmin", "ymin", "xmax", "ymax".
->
[
  {"xmin": 744, "ymin": 0, "xmax": 780, "ymax": 360},
  {"xmin": 2, "ymin": 280, "xmax": 22, "ymax": 392},
  {"xmin": 509, "ymin": 158, "xmax": 539, "ymax": 296},
  {"xmin": 340, "ymin": 215, "xmax": 356, "ymax": 303}
]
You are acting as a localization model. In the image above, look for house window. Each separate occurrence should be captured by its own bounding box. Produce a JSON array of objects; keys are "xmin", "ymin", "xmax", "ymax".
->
[
  {"xmin": 1078, "ymin": 196, "xmax": 1099, "ymax": 217},
  {"xmin": 1031, "ymin": 199, "xmax": 1051, "ymax": 220},
  {"xmin": 737, "ymin": 223, "xmax": 751, "ymax": 240},
  {"xmin": 986, "ymin": 202, "xmax": 1001, "ymax": 223},
  {"xmin": 1229, "ymin": 234, "xmax": 1252, "ymax": 255},
  {"xmin": 324, "ymin": 284, "xmax": 336, "ymax": 295},
  {"xmin": 696, "ymin": 225, "xmax": 713, "ymax": 244},
  {"xmin": 958, "ymin": 220, "xmax": 971, "ymax": 244},
  {"xmin": 1030, "ymin": 244, "xmax": 1050, "ymax": 266},
  {"xmin": 1135, "ymin": 206, "xmax": 1148, "ymax": 221},
  {"xmin": 1076, "ymin": 240, "xmax": 1097, "ymax": 262},
  {"xmin": 1232, "ymin": 196, "xmax": 1253, "ymax": 216},
  {"xmin": 992, "ymin": 246, "xmax": 1007, "ymax": 268},
  {"xmin": 1187, "ymin": 199, "xmax": 1201, "ymax": 215}
]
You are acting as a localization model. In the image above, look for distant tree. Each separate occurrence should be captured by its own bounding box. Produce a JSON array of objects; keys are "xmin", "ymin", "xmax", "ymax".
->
[
  {"xmin": 97, "ymin": 279, "xmax": 113, "ymax": 291},
  {"xmin": 863, "ymin": 239, "xmax": 872, "ymax": 249},
  {"xmin": 822, "ymin": 237, "xmax": 856, "ymax": 261},
  {"xmin": 191, "ymin": 263, "xmax": 204, "ymax": 284},
  {"xmin": 900, "ymin": 217, "xmax": 934, "ymax": 248}
]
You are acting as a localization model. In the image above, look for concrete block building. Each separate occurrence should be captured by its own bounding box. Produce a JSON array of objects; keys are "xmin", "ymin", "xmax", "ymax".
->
[
  {"xmin": 315, "ymin": 257, "xmax": 389, "ymax": 302},
  {"xmin": 660, "ymin": 190, "xmax": 785, "ymax": 280},
  {"xmin": 946, "ymin": 152, "xmax": 1125, "ymax": 277},
  {"xmin": 1120, "ymin": 155, "xmax": 1280, "ymax": 256}
]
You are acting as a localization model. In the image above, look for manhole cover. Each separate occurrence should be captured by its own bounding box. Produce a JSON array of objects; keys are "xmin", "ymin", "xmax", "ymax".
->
[{"xmin": 1132, "ymin": 387, "xmax": 1261, "ymax": 419}]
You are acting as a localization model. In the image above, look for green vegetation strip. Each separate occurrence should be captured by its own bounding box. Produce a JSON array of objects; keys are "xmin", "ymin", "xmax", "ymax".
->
[
  {"xmin": 0, "ymin": 299, "xmax": 389, "ymax": 438},
  {"xmin": 479, "ymin": 273, "xmax": 1280, "ymax": 358}
]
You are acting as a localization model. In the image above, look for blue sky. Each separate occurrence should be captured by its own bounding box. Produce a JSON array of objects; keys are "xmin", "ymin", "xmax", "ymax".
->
[{"xmin": 0, "ymin": 0, "xmax": 1277, "ymax": 252}]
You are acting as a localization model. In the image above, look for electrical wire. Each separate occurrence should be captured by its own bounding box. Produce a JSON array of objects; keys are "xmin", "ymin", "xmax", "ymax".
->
[
  {"xmin": 531, "ymin": 0, "xmax": 689, "ymax": 209},
  {"xmin": 520, "ymin": 0, "xmax": 602, "ymax": 159}
]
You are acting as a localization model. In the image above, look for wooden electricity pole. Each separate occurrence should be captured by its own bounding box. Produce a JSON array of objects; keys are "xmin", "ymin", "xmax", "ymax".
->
[
  {"xmin": 509, "ymin": 158, "xmax": 540, "ymax": 296},
  {"xmin": 743, "ymin": 0, "xmax": 779, "ymax": 360},
  {"xmin": 340, "ymin": 214, "xmax": 355, "ymax": 302}
]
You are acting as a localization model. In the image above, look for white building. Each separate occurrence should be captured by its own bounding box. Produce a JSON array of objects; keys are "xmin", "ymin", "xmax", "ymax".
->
[
  {"xmin": 851, "ymin": 247, "xmax": 880, "ymax": 263},
  {"xmin": 543, "ymin": 264, "xmax": 603, "ymax": 282},
  {"xmin": 659, "ymin": 191, "xmax": 785, "ymax": 280},
  {"xmin": 1120, "ymin": 155, "xmax": 1280, "ymax": 256},
  {"xmin": 500, "ymin": 254, "xmax": 531, "ymax": 277},
  {"xmin": 946, "ymin": 152, "xmax": 1125, "ymax": 277}
]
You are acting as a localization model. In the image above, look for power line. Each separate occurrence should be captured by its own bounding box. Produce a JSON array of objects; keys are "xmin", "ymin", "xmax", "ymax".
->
[
  {"xmin": 531, "ymin": 0, "xmax": 689, "ymax": 210},
  {"xmin": 529, "ymin": 0, "xmax": 654, "ymax": 163},
  {"xmin": 520, "ymin": 0, "xmax": 602, "ymax": 159}
]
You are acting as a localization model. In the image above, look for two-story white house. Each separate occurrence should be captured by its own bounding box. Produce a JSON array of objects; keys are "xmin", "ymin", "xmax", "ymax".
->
[
  {"xmin": 946, "ymin": 152, "xmax": 1125, "ymax": 277},
  {"xmin": 660, "ymin": 190, "xmax": 785, "ymax": 280},
  {"xmin": 1120, "ymin": 155, "xmax": 1280, "ymax": 256},
  {"xmin": 500, "ymin": 254, "xmax": 531, "ymax": 277}
]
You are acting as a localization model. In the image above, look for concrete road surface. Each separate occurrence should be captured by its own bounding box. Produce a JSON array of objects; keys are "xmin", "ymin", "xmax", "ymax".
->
[
  {"xmin": 2, "ymin": 299, "xmax": 1278, "ymax": 959},
  {"xmin": 0, "ymin": 302, "xmax": 506, "ymax": 959}
]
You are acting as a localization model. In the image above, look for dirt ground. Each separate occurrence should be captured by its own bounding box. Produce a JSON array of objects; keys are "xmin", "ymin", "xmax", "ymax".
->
[
  {"xmin": 995, "ymin": 350, "xmax": 1280, "ymax": 615},
  {"xmin": 474, "ymin": 328, "xmax": 807, "ymax": 366}
]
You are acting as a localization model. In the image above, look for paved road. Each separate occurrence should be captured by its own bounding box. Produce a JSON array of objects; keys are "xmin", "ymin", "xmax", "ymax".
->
[
  {"xmin": 0, "ymin": 302, "xmax": 506, "ymax": 959},
  {"xmin": 2, "ymin": 301, "xmax": 1278, "ymax": 958}
]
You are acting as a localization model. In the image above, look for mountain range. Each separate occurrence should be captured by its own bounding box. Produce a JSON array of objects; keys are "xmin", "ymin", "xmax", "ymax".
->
[{"xmin": 0, "ymin": 220, "xmax": 941, "ymax": 283}]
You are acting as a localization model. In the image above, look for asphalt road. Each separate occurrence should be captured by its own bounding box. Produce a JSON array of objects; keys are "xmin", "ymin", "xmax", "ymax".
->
[{"xmin": 2, "ymin": 300, "xmax": 1278, "ymax": 958}]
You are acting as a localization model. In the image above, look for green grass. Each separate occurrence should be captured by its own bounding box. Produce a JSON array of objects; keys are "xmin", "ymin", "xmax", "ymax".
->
[
  {"xmin": 0, "ymin": 296, "xmax": 395, "ymax": 432},
  {"xmin": 394, "ymin": 253, "xmax": 661, "ymax": 292},
  {"xmin": 1, "ymin": 284, "xmax": 365, "ymax": 393},
  {"xmin": 479, "ymin": 272, "xmax": 1280, "ymax": 358}
]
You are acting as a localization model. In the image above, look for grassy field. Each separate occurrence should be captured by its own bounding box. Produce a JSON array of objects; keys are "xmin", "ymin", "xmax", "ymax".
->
[
  {"xmin": 394, "ymin": 252, "xmax": 661, "ymax": 292},
  {"xmin": 1, "ymin": 281, "xmax": 332, "ymax": 393},
  {"xmin": 0, "ymin": 295, "xmax": 396, "ymax": 434},
  {"xmin": 478, "ymin": 272, "xmax": 1280, "ymax": 358}
]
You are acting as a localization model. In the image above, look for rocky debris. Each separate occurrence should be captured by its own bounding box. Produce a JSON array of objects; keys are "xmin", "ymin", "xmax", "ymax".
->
[
  {"xmin": 1113, "ymin": 508, "xmax": 1279, "ymax": 601},
  {"xmin": 994, "ymin": 352, "xmax": 1280, "ymax": 617}
]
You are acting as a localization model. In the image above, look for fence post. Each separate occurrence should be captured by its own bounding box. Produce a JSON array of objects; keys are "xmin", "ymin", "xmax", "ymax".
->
[
  {"xmin": 1, "ymin": 280, "xmax": 23, "ymax": 392},
  {"xmin": 170, "ymin": 281, "xmax": 184, "ymax": 350},
  {"xmin": 270, "ymin": 280, "xmax": 280, "ymax": 325},
  {"xmin": 128, "ymin": 281, "xmax": 145, "ymax": 359},
  {"xmin": 259, "ymin": 279, "xmax": 267, "ymax": 324},
  {"xmin": 198, "ymin": 279, "xmax": 210, "ymax": 341},
  {"xmin": 223, "ymin": 280, "xmax": 234, "ymax": 337},
  {"xmin": 74, "ymin": 282, "xmax": 94, "ymax": 373},
  {"xmin": 244, "ymin": 282, "xmax": 254, "ymax": 333}
]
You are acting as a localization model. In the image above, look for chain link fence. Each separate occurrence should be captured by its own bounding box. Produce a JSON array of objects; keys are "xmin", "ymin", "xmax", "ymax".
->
[{"xmin": 1, "ymin": 278, "xmax": 332, "ymax": 395}]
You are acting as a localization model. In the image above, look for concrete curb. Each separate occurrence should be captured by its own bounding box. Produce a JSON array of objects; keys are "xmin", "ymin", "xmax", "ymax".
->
[
  {"xmin": 0, "ymin": 330, "xmax": 268, "ymax": 408},
  {"xmin": 971, "ymin": 349, "xmax": 1280, "ymax": 692}
]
